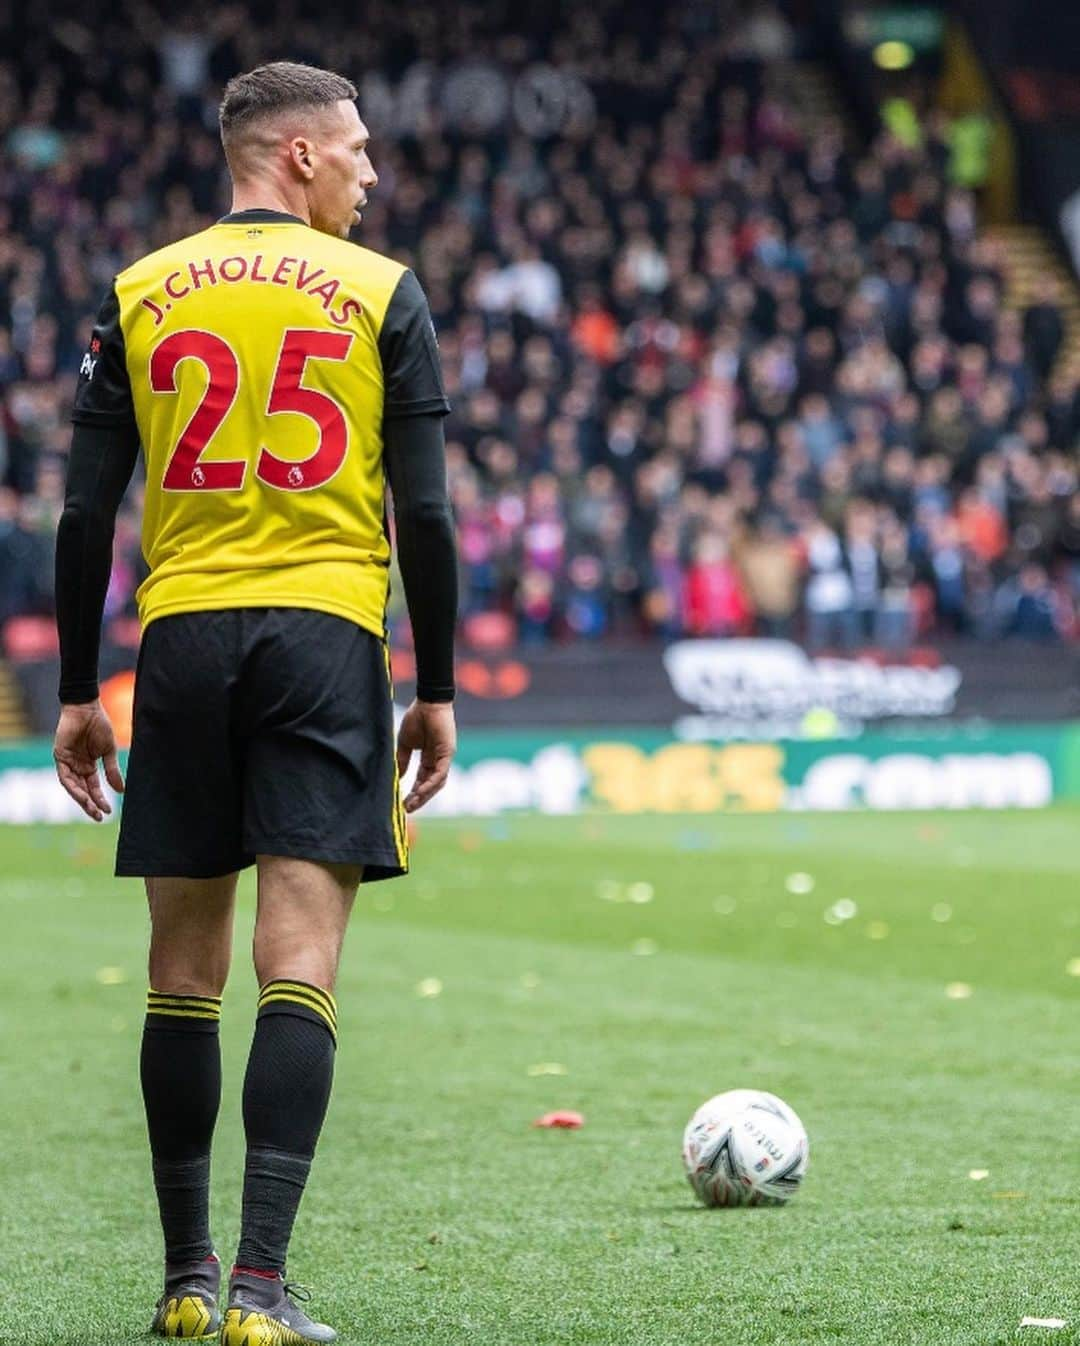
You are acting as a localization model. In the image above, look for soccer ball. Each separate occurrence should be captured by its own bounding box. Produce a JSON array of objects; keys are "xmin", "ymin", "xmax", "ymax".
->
[{"xmin": 682, "ymin": 1089, "xmax": 809, "ymax": 1207}]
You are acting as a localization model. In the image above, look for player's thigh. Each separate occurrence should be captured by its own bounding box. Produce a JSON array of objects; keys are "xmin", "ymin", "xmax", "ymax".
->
[
  {"xmin": 118, "ymin": 612, "xmax": 249, "ymax": 879},
  {"xmin": 241, "ymin": 610, "xmax": 407, "ymax": 880},
  {"xmin": 252, "ymin": 855, "xmax": 361, "ymax": 990},
  {"xmin": 146, "ymin": 872, "xmax": 239, "ymax": 996}
]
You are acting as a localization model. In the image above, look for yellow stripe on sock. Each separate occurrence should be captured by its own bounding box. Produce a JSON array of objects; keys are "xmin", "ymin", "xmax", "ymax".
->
[
  {"xmin": 258, "ymin": 986, "xmax": 337, "ymax": 1027},
  {"xmin": 258, "ymin": 991, "xmax": 337, "ymax": 1036},
  {"xmin": 146, "ymin": 1006, "xmax": 222, "ymax": 1021},
  {"xmin": 147, "ymin": 991, "xmax": 222, "ymax": 1016},
  {"xmin": 147, "ymin": 995, "xmax": 222, "ymax": 1009},
  {"xmin": 259, "ymin": 980, "xmax": 336, "ymax": 1019}
]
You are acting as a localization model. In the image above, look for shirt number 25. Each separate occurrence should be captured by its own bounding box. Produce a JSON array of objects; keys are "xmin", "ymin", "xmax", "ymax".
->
[{"xmin": 149, "ymin": 328, "xmax": 354, "ymax": 492}]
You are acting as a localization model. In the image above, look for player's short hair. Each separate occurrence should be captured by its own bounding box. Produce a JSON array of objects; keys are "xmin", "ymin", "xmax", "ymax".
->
[{"xmin": 219, "ymin": 62, "xmax": 358, "ymax": 170}]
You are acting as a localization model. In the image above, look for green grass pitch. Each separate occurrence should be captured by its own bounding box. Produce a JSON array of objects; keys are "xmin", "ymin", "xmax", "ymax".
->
[{"xmin": 1, "ymin": 809, "xmax": 1079, "ymax": 1345}]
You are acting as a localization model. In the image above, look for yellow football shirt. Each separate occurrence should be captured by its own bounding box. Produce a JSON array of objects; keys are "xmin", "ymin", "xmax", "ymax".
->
[{"xmin": 71, "ymin": 209, "xmax": 450, "ymax": 638}]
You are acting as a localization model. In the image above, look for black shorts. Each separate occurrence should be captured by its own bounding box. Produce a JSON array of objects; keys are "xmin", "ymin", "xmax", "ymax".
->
[{"xmin": 116, "ymin": 609, "xmax": 408, "ymax": 881}]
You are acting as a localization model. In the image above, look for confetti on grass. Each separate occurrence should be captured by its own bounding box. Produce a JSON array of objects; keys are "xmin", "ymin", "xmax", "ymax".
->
[
  {"xmin": 527, "ymin": 1062, "xmax": 568, "ymax": 1077},
  {"xmin": 532, "ymin": 1110, "xmax": 584, "ymax": 1129},
  {"xmin": 415, "ymin": 978, "xmax": 443, "ymax": 998},
  {"xmin": 968, "ymin": 1169, "xmax": 989, "ymax": 1181},
  {"xmin": 95, "ymin": 967, "xmax": 126, "ymax": 985},
  {"xmin": 785, "ymin": 872, "xmax": 815, "ymax": 895},
  {"xmin": 823, "ymin": 901, "xmax": 857, "ymax": 926},
  {"xmin": 631, "ymin": 938, "xmax": 658, "ymax": 956},
  {"xmin": 596, "ymin": 880, "xmax": 654, "ymax": 904},
  {"xmin": 945, "ymin": 982, "xmax": 973, "ymax": 1000},
  {"xmin": 1019, "ymin": 1318, "xmax": 1067, "ymax": 1330},
  {"xmin": 1066, "ymin": 958, "xmax": 1080, "ymax": 977}
]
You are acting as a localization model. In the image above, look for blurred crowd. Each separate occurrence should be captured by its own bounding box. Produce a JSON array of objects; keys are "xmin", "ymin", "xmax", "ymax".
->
[{"xmin": 2, "ymin": 0, "xmax": 1079, "ymax": 652}]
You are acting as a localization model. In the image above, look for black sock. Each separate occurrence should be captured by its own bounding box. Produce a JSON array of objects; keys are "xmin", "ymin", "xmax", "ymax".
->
[
  {"xmin": 141, "ymin": 990, "xmax": 222, "ymax": 1265},
  {"xmin": 235, "ymin": 980, "xmax": 337, "ymax": 1274}
]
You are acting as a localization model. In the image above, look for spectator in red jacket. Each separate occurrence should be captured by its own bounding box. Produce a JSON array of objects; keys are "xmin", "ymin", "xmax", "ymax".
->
[{"xmin": 683, "ymin": 532, "xmax": 751, "ymax": 636}]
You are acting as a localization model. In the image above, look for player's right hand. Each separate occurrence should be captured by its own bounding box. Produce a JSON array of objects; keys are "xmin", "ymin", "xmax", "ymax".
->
[
  {"xmin": 53, "ymin": 700, "xmax": 125, "ymax": 822},
  {"xmin": 396, "ymin": 699, "xmax": 456, "ymax": 813}
]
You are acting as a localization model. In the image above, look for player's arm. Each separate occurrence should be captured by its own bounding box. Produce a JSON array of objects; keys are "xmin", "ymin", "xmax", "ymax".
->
[
  {"xmin": 379, "ymin": 269, "xmax": 458, "ymax": 812},
  {"xmin": 53, "ymin": 283, "xmax": 140, "ymax": 820}
]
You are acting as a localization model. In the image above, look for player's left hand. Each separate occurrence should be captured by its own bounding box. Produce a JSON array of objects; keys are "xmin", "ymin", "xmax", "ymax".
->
[
  {"xmin": 396, "ymin": 699, "xmax": 456, "ymax": 813},
  {"xmin": 53, "ymin": 700, "xmax": 125, "ymax": 822}
]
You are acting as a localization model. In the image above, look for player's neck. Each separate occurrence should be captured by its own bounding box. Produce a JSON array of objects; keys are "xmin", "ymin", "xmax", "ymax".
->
[{"xmin": 228, "ymin": 183, "xmax": 310, "ymax": 224}]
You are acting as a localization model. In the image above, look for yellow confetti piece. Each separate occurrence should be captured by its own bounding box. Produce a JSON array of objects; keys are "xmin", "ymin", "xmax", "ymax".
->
[
  {"xmin": 1066, "ymin": 958, "xmax": 1080, "ymax": 977},
  {"xmin": 95, "ymin": 966, "xmax": 127, "ymax": 986},
  {"xmin": 968, "ymin": 1169, "xmax": 989, "ymax": 1181},
  {"xmin": 785, "ymin": 872, "xmax": 815, "ymax": 895},
  {"xmin": 519, "ymin": 972, "xmax": 541, "ymax": 990},
  {"xmin": 415, "ymin": 978, "xmax": 443, "ymax": 998},
  {"xmin": 527, "ymin": 1062, "xmax": 568, "ymax": 1077},
  {"xmin": 630, "ymin": 938, "xmax": 658, "ymax": 957},
  {"xmin": 1019, "ymin": 1317, "xmax": 1067, "ymax": 1330},
  {"xmin": 992, "ymin": 1190, "xmax": 1026, "ymax": 1200},
  {"xmin": 931, "ymin": 903, "xmax": 952, "ymax": 923},
  {"xmin": 867, "ymin": 921, "xmax": 890, "ymax": 940},
  {"xmin": 627, "ymin": 882, "xmax": 654, "ymax": 905},
  {"xmin": 945, "ymin": 982, "xmax": 973, "ymax": 1000},
  {"xmin": 713, "ymin": 896, "xmax": 736, "ymax": 915}
]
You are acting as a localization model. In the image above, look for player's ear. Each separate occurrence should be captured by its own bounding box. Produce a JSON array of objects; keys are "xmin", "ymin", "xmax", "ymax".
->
[{"xmin": 290, "ymin": 137, "xmax": 316, "ymax": 180}]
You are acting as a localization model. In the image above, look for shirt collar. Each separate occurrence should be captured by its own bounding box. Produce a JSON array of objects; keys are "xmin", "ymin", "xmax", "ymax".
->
[{"xmin": 217, "ymin": 208, "xmax": 307, "ymax": 226}]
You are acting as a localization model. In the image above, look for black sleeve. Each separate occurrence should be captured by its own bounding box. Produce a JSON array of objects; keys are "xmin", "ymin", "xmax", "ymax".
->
[
  {"xmin": 71, "ymin": 282, "xmax": 138, "ymax": 430},
  {"xmin": 378, "ymin": 270, "xmax": 452, "ymax": 420},
  {"xmin": 384, "ymin": 413, "xmax": 457, "ymax": 702},
  {"xmin": 55, "ymin": 421, "xmax": 140, "ymax": 703}
]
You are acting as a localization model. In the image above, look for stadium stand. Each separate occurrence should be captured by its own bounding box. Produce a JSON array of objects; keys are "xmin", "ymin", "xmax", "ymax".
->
[{"xmin": 1, "ymin": 0, "xmax": 1079, "ymax": 716}]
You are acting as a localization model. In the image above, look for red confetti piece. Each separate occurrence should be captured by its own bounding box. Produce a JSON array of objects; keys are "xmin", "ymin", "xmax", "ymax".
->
[{"xmin": 532, "ymin": 1110, "xmax": 585, "ymax": 1129}]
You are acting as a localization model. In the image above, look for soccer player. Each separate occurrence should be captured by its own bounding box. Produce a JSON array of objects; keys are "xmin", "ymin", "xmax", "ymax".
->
[{"xmin": 53, "ymin": 63, "xmax": 458, "ymax": 1345}]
